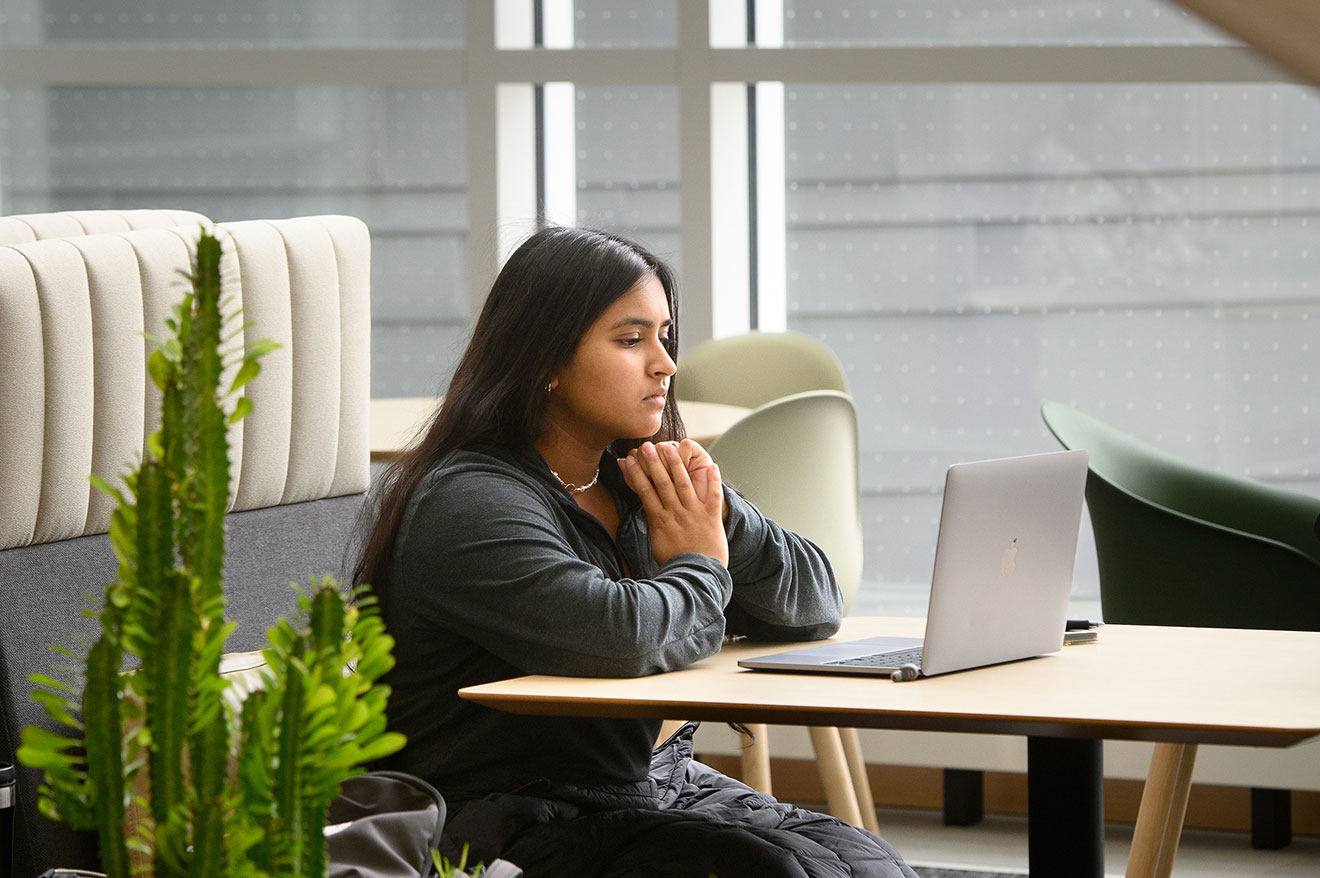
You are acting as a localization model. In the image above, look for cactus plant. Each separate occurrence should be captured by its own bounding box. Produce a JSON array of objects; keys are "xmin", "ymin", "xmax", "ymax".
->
[{"xmin": 17, "ymin": 228, "xmax": 403, "ymax": 878}]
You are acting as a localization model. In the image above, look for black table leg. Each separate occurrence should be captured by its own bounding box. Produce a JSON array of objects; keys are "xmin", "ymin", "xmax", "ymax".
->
[
  {"xmin": 1251, "ymin": 787, "xmax": 1292, "ymax": 849},
  {"xmin": 943, "ymin": 768, "xmax": 984, "ymax": 826},
  {"xmin": 1027, "ymin": 736, "xmax": 1104, "ymax": 878}
]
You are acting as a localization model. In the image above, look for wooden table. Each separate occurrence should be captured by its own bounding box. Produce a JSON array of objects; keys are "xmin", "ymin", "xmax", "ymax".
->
[
  {"xmin": 370, "ymin": 397, "xmax": 751, "ymax": 461},
  {"xmin": 460, "ymin": 616, "xmax": 1320, "ymax": 878}
]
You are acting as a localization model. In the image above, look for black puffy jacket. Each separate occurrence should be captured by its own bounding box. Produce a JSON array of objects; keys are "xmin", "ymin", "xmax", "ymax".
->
[{"xmin": 441, "ymin": 722, "xmax": 918, "ymax": 878}]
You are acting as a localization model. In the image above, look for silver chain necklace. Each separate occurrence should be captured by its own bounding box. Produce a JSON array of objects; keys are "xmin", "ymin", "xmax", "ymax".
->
[{"xmin": 551, "ymin": 467, "xmax": 600, "ymax": 495}]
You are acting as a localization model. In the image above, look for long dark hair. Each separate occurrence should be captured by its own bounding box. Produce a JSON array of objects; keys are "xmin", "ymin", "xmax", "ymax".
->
[{"xmin": 353, "ymin": 226, "xmax": 686, "ymax": 605}]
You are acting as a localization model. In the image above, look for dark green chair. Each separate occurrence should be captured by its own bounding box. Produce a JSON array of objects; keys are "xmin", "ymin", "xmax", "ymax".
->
[{"xmin": 1041, "ymin": 401, "xmax": 1320, "ymax": 848}]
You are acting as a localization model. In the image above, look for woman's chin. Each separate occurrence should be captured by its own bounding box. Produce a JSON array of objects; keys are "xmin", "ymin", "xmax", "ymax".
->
[{"xmin": 624, "ymin": 416, "xmax": 665, "ymax": 441}]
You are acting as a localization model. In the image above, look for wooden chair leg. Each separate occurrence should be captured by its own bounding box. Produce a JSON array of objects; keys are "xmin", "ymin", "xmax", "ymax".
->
[
  {"xmin": 808, "ymin": 726, "xmax": 865, "ymax": 828},
  {"xmin": 1125, "ymin": 742, "xmax": 1198, "ymax": 878},
  {"xmin": 739, "ymin": 723, "xmax": 772, "ymax": 794},
  {"xmin": 839, "ymin": 727, "xmax": 880, "ymax": 834}
]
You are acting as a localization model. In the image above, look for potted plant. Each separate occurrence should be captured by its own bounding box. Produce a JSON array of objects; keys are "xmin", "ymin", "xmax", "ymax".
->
[{"xmin": 17, "ymin": 228, "xmax": 405, "ymax": 878}]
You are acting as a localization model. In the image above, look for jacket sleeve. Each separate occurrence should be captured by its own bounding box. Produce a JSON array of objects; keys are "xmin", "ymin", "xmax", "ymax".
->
[
  {"xmin": 392, "ymin": 466, "xmax": 733, "ymax": 678},
  {"xmin": 721, "ymin": 486, "xmax": 844, "ymax": 642}
]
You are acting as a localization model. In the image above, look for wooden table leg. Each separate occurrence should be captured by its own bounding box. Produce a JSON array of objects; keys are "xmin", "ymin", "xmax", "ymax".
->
[
  {"xmin": 1125, "ymin": 742, "xmax": 1199, "ymax": 878},
  {"xmin": 839, "ymin": 727, "xmax": 880, "ymax": 834},
  {"xmin": 809, "ymin": 726, "xmax": 865, "ymax": 828},
  {"xmin": 739, "ymin": 723, "xmax": 773, "ymax": 794}
]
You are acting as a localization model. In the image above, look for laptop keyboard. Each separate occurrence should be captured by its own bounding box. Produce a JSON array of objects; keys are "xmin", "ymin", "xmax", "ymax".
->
[{"xmin": 826, "ymin": 647, "xmax": 925, "ymax": 669}]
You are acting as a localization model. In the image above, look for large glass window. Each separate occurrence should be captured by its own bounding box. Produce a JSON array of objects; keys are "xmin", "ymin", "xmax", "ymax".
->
[
  {"xmin": 782, "ymin": 80, "xmax": 1320, "ymax": 613},
  {"xmin": 572, "ymin": 0, "xmax": 677, "ymax": 48},
  {"xmin": 779, "ymin": 0, "xmax": 1229, "ymax": 46},
  {"xmin": 574, "ymin": 84, "xmax": 681, "ymax": 272},
  {"xmin": 0, "ymin": 1, "xmax": 465, "ymax": 47},
  {"xmin": 2, "ymin": 0, "xmax": 1316, "ymax": 620},
  {"xmin": 0, "ymin": 82, "xmax": 467, "ymax": 398}
]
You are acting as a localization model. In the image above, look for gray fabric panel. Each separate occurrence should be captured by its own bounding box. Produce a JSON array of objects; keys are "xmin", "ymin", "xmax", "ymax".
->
[
  {"xmin": 0, "ymin": 491, "xmax": 365, "ymax": 878},
  {"xmin": 221, "ymin": 492, "xmax": 367, "ymax": 652}
]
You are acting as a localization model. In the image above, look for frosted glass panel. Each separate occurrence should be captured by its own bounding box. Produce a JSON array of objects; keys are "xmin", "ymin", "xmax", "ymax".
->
[
  {"xmin": 0, "ymin": 1, "xmax": 465, "ymax": 47},
  {"xmin": 781, "ymin": 0, "xmax": 1232, "ymax": 47},
  {"xmin": 0, "ymin": 84, "xmax": 468, "ymax": 398},
  {"xmin": 782, "ymin": 81, "xmax": 1320, "ymax": 604},
  {"xmin": 573, "ymin": 1, "xmax": 677, "ymax": 48},
  {"xmin": 575, "ymin": 84, "xmax": 681, "ymax": 273}
]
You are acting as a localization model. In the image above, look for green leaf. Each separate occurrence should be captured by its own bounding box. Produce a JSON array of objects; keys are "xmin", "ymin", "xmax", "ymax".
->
[
  {"xmin": 147, "ymin": 349, "xmax": 173, "ymax": 392},
  {"xmin": 29, "ymin": 673, "xmax": 75, "ymax": 694},
  {"xmin": 228, "ymin": 359, "xmax": 261, "ymax": 394},
  {"xmin": 227, "ymin": 396, "xmax": 254, "ymax": 426},
  {"xmin": 355, "ymin": 732, "xmax": 407, "ymax": 764},
  {"xmin": 30, "ymin": 690, "xmax": 81, "ymax": 727}
]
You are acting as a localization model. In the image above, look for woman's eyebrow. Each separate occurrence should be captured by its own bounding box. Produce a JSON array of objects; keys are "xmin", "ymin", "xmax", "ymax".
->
[{"xmin": 609, "ymin": 316, "xmax": 673, "ymax": 330}]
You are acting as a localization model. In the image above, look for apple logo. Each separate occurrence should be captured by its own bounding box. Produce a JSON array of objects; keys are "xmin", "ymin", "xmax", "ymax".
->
[{"xmin": 1000, "ymin": 538, "xmax": 1018, "ymax": 576}]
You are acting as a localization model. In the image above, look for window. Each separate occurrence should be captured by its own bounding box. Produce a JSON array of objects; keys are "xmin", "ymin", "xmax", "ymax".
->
[
  {"xmin": 2, "ymin": 0, "xmax": 1314, "ymax": 617},
  {"xmin": 780, "ymin": 81, "xmax": 1320, "ymax": 612}
]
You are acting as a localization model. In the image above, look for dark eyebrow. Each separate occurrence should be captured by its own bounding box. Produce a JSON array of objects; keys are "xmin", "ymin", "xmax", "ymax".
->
[{"xmin": 609, "ymin": 317, "xmax": 673, "ymax": 331}]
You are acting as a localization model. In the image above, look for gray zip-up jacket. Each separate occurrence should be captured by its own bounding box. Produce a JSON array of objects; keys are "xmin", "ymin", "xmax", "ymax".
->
[{"xmin": 376, "ymin": 443, "xmax": 842, "ymax": 800}]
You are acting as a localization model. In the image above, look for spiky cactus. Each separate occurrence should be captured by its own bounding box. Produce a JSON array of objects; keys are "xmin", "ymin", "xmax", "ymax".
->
[{"xmin": 17, "ymin": 228, "xmax": 403, "ymax": 878}]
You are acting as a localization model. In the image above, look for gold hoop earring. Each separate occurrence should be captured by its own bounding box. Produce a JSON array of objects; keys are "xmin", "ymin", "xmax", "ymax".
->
[{"xmin": 546, "ymin": 382, "xmax": 554, "ymax": 394}]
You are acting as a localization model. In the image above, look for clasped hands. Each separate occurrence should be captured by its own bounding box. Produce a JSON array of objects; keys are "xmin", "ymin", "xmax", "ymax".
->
[{"xmin": 617, "ymin": 439, "xmax": 728, "ymax": 567}]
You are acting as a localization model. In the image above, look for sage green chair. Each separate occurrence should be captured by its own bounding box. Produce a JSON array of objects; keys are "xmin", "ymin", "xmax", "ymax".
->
[
  {"xmin": 710, "ymin": 390, "xmax": 864, "ymax": 616},
  {"xmin": 678, "ymin": 330, "xmax": 849, "ymax": 409},
  {"xmin": 1041, "ymin": 400, "xmax": 1320, "ymax": 848},
  {"xmin": 699, "ymin": 385, "xmax": 875, "ymax": 832},
  {"xmin": 677, "ymin": 332, "xmax": 872, "ymax": 827},
  {"xmin": 1040, "ymin": 401, "xmax": 1320, "ymax": 631}
]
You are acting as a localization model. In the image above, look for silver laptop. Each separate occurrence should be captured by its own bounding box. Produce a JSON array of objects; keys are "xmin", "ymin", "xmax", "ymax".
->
[{"xmin": 738, "ymin": 449, "xmax": 1089, "ymax": 679}]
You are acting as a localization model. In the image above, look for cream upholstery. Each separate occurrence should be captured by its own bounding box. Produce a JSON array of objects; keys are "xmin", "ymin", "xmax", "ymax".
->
[
  {"xmin": 0, "ymin": 215, "xmax": 371, "ymax": 550},
  {"xmin": 0, "ymin": 211, "xmax": 373, "ymax": 877},
  {"xmin": 0, "ymin": 208, "xmax": 210, "ymax": 245}
]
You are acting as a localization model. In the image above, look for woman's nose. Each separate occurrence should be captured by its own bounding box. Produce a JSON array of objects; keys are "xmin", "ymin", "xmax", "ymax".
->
[{"xmin": 653, "ymin": 343, "xmax": 676, "ymax": 376}]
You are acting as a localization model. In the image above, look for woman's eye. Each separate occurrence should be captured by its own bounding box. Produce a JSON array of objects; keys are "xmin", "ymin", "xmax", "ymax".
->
[{"xmin": 620, "ymin": 337, "xmax": 642, "ymax": 347}]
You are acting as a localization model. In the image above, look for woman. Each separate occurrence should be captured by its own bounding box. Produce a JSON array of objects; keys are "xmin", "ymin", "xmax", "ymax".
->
[{"xmin": 356, "ymin": 227, "xmax": 916, "ymax": 877}]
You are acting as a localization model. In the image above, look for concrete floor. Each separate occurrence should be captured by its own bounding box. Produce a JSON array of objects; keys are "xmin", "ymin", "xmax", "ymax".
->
[{"xmin": 865, "ymin": 805, "xmax": 1320, "ymax": 877}]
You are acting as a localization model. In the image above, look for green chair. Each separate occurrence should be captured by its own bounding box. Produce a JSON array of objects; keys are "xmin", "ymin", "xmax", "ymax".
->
[
  {"xmin": 679, "ymin": 330, "xmax": 848, "ymax": 409},
  {"xmin": 1040, "ymin": 401, "xmax": 1320, "ymax": 631},
  {"xmin": 677, "ymin": 332, "xmax": 873, "ymax": 829},
  {"xmin": 705, "ymin": 389, "xmax": 876, "ymax": 832},
  {"xmin": 709, "ymin": 390, "xmax": 863, "ymax": 616},
  {"xmin": 1041, "ymin": 400, "xmax": 1320, "ymax": 849}
]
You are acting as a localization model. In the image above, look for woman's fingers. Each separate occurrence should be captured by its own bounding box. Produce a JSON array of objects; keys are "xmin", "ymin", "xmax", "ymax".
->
[
  {"xmin": 679, "ymin": 438, "xmax": 713, "ymax": 471},
  {"xmin": 705, "ymin": 463, "xmax": 724, "ymax": 519},
  {"xmin": 628, "ymin": 442, "xmax": 710, "ymax": 509},
  {"xmin": 635, "ymin": 442, "xmax": 685, "ymax": 509},
  {"xmin": 689, "ymin": 464, "xmax": 709, "ymax": 501},
  {"xmin": 623, "ymin": 444, "xmax": 728, "ymax": 566},
  {"xmin": 617, "ymin": 455, "xmax": 660, "ymax": 513},
  {"xmin": 658, "ymin": 442, "xmax": 701, "ymax": 505}
]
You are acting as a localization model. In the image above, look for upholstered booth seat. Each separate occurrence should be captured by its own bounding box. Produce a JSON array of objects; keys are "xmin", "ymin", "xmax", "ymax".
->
[
  {"xmin": 0, "ymin": 214, "xmax": 371, "ymax": 878},
  {"xmin": 0, "ymin": 208, "xmax": 210, "ymax": 245}
]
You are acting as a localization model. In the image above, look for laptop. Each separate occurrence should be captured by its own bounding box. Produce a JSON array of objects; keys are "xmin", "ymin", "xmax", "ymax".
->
[{"xmin": 738, "ymin": 449, "xmax": 1089, "ymax": 679}]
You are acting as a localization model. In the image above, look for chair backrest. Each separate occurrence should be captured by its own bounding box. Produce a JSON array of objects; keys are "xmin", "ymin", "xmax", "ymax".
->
[
  {"xmin": 1041, "ymin": 401, "xmax": 1320, "ymax": 630},
  {"xmin": 708, "ymin": 390, "xmax": 863, "ymax": 614},
  {"xmin": 678, "ymin": 330, "xmax": 849, "ymax": 409},
  {"xmin": 0, "ymin": 215, "xmax": 371, "ymax": 877},
  {"xmin": 0, "ymin": 209, "xmax": 210, "ymax": 245}
]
